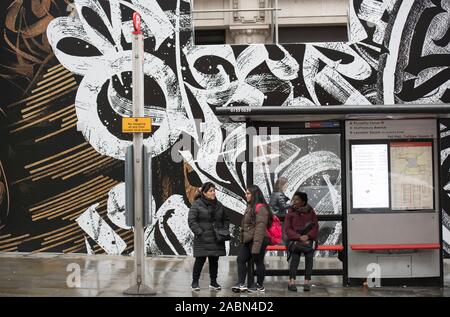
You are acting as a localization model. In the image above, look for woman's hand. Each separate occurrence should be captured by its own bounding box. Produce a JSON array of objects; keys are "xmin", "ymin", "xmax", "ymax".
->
[{"xmin": 299, "ymin": 235, "xmax": 309, "ymax": 242}]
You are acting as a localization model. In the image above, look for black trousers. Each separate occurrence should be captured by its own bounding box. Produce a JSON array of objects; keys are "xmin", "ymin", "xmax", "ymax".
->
[
  {"xmin": 192, "ymin": 256, "xmax": 219, "ymax": 282},
  {"xmin": 289, "ymin": 250, "xmax": 314, "ymax": 280},
  {"xmin": 237, "ymin": 238, "xmax": 269, "ymax": 286}
]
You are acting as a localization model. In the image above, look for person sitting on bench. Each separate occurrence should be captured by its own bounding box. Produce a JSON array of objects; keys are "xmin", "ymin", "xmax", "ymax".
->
[{"xmin": 284, "ymin": 191, "xmax": 318, "ymax": 292}]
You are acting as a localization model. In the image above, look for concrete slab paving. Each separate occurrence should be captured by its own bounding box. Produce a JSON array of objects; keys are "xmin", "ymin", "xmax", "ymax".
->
[{"xmin": 0, "ymin": 252, "xmax": 448, "ymax": 297}]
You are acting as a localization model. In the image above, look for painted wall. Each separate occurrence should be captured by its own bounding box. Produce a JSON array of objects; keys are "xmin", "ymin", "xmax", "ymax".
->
[{"xmin": 0, "ymin": 0, "xmax": 449, "ymax": 256}]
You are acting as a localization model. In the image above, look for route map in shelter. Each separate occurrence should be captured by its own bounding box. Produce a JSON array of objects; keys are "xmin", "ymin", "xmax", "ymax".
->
[{"xmin": 390, "ymin": 142, "xmax": 434, "ymax": 210}]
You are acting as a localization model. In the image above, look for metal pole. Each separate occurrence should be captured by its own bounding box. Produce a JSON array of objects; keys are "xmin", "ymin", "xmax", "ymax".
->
[
  {"xmin": 271, "ymin": 0, "xmax": 275, "ymax": 43},
  {"xmin": 191, "ymin": 0, "xmax": 195, "ymax": 45},
  {"xmin": 275, "ymin": 0, "xmax": 279, "ymax": 44},
  {"xmin": 192, "ymin": 8, "xmax": 281, "ymax": 13},
  {"xmin": 124, "ymin": 13, "xmax": 156, "ymax": 295}
]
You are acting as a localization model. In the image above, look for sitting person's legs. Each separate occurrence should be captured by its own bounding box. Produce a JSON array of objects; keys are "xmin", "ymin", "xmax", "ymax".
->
[
  {"xmin": 303, "ymin": 250, "xmax": 314, "ymax": 291},
  {"xmin": 288, "ymin": 252, "xmax": 301, "ymax": 291}
]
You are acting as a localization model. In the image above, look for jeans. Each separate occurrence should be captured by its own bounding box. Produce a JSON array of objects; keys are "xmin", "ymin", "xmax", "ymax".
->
[
  {"xmin": 192, "ymin": 256, "xmax": 219, "ymax": 282},
  {"xmin": 237, "ymin": 237, "xmax": 269, "ymax": 286},
  {"xmin": 289, "ymin": 250, "xmax": 314, "ymax": 280}
]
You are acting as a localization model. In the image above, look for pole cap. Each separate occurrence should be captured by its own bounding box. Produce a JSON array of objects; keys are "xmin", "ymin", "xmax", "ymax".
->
[{"xmin": 132, "ymin": 12, "xmax": 142, "ymax": 35}]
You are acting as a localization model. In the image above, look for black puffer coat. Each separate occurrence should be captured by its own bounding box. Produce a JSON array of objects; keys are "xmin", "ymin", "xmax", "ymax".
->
[{"xmin": 188, "ymin": 196, "xmax": 230, "ymax": 257}]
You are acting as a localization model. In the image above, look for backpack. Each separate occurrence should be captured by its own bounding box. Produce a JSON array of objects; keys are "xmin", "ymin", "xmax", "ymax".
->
[{"xmin": 255, "ymin": 203, "xmax": 282, "ymax": 245}]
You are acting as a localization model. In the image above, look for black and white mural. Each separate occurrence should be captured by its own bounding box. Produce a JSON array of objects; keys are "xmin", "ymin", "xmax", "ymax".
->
[{"xmin": 1, "ymin": 0, "xmax": 449, "ymax": 256}]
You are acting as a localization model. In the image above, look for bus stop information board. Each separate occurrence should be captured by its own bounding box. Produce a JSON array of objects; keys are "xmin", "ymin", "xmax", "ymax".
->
[
  {"xmin": 390, "ymin": 141, "xmax": 433, "ymax": 210},
  {"xmin": 346, "ymin": 119, "xmax": 436, "ymax": 211},
  {"xmin": 351, "ymin": 143, "xmax": 390, "ymax": 209},
  {"xmin": 122, "ymin": 117, "xmax": 152, "ymax": 133}
]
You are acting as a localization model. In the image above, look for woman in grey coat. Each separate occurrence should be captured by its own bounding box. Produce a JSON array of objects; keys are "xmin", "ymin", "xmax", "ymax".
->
[
  {"xmin": 269, "ymin": 177, "xmax": 290, "ymax": 216},
  {"xmin": 188, "ymin": 182, "xmax": 230, "ymax": 292}
]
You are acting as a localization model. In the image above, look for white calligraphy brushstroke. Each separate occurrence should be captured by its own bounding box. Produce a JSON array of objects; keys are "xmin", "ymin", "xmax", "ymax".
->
[
  {"xmin": 444, "ymin": 182, "xmax": 450, "ymax": 191},
  {"xmin": 85, "ymin": 236, "xmax": 94, "ymax": 255},
  {"xmin": 162, "ymin": 195, "xmax": 193, "ymax": 256},
  {"xmin": 440, "ymin": 123, "xmax": 447, "ymax": 131},
  {"xmin": 265, "ymin": 46, "xmax": 300, "ymax": 80},
  {"xmin": 184, "ymin": 44, "xmax": 298, "ymax": 108},
  {"xmin": 107, "ymin": 183, "xmax": 128, "ymax": 230},
  {"xmin": 348, "ymin": 0, "xmax": 369, "ymax": 44},
  {"xmin": 222, "ymin": 123, "xmax": 247, "ymax": 193},
  {"xmin": 443, "ymin": 212, "xmax": 450, "ymax": 253},
  {"xmin": 283, "ymin": 95, "xmax": 317, "ymax": 107},
  {"xmin": 352, "ymin": 44, "xmax": 379, "ymax": 70},
  {"xmin": 323, "ymin": 173, "xmax": 342, "ymax": 214},
  {"xmin": 47, "ymin": 16, "xmax": 107, "ymax": 76},
  {"xmin": 315, "ymin": 66, "xmax": 371, "ymax": 105},
  {"xmin": 357, "ymin": 0, "xmax": 388, "ymax": 45},
  {"xmin": 322, "ymin": 222, "xmax": 342, "ymax": 255},
  {"xmin": 74, "ymin": 0, "xmax": 123, "ymax": 53},
  {"xmin": 145, "ymin": 195, "xmax": 192, "ymax": 255},
  {"xmin": 76, "ymin": 204, "xmax": 127, "ymax": 255},
  {"xmin": 441, "ymin": 148, "xmax": 450, "ymax": 165},
  {"xmin": 106, "ymin": 182, "xmax": 156, "ymax": 231},
  {"xmin": 184, "ymin": 45, "xmax": 236, "ymax": 89},
  {"xmin": 107, "ymin": 83, "xmax": 166, "ymax": 126},
  {"xmin": 72, "ymin": 52, "xmax": 180, "ymax": 160},
  {"xmin": 358, "ymin": 0, "xmax": 385, "ymax": 24},
  {"xmin": 48, "ymin": 0, "xmax": 185, "ymax": 160},
  {"xmin": 235, "ymin": 45, "xmax": 268, "ymax": 79},
  {"xmin": 118, "ymin": 0, "xmax": 174, "ymax": 50},
  {"xmin": 314, "ymin": 43, "xmax": 373, "ymax": 80},
  {"xmin": 174, "ymin": 0, "xmax": 198, "ymax": 143},
  {"xmin": 283, "ymin": 151, "xmax": 341, "ymax": 200},
  {"xmin": 185, "ymin": 85, "xmax": 226, "ymax": 183},
  {"xmin": 383, "ymin": 0, "xmax": 397, "ymax": 12},
  {"xmin": 303, "ymin": 43, "xmax": 372, "ymax": 105},
  {"xmin": 383, "ymin": 0, "xmax": 415, "ymax": 104}
]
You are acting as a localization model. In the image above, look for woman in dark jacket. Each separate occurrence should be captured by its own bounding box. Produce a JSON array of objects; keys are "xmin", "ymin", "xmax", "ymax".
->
[
  {"xmin": 188, "ymin": 182, "xmax": 230, "ymax": 292},
  {"xmin": 284, "ymin": 191, "xmax": 318, "ymax": 292},
  {"xmin": 269, "ymin": 177, "xmax": 290, "ymax": 216},
  {"xmin": 231, "ymin": 185, "xmax": 271, "ymax": 293}
]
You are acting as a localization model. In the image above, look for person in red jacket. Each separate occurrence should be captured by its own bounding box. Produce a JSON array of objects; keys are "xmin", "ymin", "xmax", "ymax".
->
[{"xmin": 284, "ymin": 191, "xmax": 318, "ymax": 292}]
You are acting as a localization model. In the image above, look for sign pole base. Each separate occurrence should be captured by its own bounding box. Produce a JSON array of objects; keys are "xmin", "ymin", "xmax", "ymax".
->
[{"xmin": 123, "ymin": 284, "xmax": 157, "ymax": 295}]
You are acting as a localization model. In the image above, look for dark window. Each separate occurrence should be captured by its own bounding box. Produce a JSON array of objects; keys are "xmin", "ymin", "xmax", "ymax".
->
[
  {"xmin": 279, "ymin": 26, "xmax": 348, "ymax": 43},
  {"xmin": 194, "ymin": 29, "xmax": 226, "ymax": 45}
]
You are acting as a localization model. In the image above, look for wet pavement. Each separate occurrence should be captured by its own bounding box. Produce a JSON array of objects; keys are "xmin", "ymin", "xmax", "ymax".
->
[{"xmin": 0, "ymin": 252, "xmax": 449, "ymax": 297}]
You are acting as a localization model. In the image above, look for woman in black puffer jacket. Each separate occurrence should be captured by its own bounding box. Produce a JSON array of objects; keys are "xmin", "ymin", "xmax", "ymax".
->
[{"xmin": 188, "ymin": 182, "xmax": 230, "ymax": 292}]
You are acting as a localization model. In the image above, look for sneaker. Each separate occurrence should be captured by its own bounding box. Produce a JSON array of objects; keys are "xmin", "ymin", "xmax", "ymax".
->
[
  {"xmin": 231, "ymin": 283, "xmax": 247, "ymax": 293},
  {"xmin": 288, "ymin": 284, "xmax": 297, "ymax": 292},
  {"xmin": 191, "ymin": 281, "xmax": 200, "ymax": 292},
  {"xmin": 248, "ymin": 283, "xmax": 265, "ymax": 292},
  {"xmin": 209, "ymin": 281, "xmax": 222, "ymax": 291},
  {"xmin": 303, "ymin": 284, "xmax": 311, "ymax": 292}
]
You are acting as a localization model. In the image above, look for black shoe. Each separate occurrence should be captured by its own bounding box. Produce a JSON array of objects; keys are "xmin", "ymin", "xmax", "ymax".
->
[
  {"xmin": 288, "ymin": 284, "xmax": 297, "ymax": 292},
  {"xmin": 191, "ymin": 281, "xmax": 200, "ymax": 292},
  {"xmin": 231, "ymin": 283, "xmax": 247, "ymax": 293},
  {"xmin": 248, "ymin": 283, "xmax": 265, "ymax": 293},
  {"xmin": 209, "ymin": 280, "xmax": 222, "ymax": 291},
  {"xmin": 303, "ymin": 284, "xmax": 311, "ymax": 292}
]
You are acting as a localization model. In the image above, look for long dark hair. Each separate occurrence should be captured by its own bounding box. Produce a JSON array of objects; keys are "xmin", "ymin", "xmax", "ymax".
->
[
  {"xmin": 247, "ymin": 185, "xmax": 273, "ymax": 226},
  {"xmin": 194, "ymin": 182, "xmax": 216, "ymax": 200}
]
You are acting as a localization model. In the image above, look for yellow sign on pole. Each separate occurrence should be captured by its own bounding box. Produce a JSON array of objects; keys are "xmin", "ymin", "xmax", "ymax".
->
[{"xmin": 122, "ymin": 117, "xmax": 152, "ymax": 133}]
